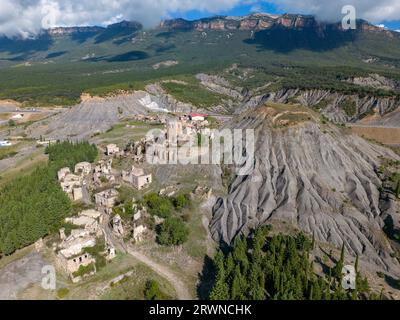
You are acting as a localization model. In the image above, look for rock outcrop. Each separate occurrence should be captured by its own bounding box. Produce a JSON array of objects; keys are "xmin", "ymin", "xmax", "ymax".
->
[
  {"xmin": 346, "ymin": 74, "xmax": 400, "ymax": 92},
  {"xmin": 160, "ymin": 14, "xmax": 398, "ymax": 37},
  {"xmin": 47, "ymin": 26, "xmax": 104, "ymax": 37},
  {"xmin": 236, "ymin": 88, "xmax": 400, "ymax": 125},
  {"xmin": 210, "ymin": 105, "xmax": 400, "ymax": 276}
]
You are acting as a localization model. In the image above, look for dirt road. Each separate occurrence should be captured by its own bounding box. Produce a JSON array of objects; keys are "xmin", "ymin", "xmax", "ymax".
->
[
  {"xmin": 103, "ymin": 217, "xmax": 193, "ymax": 300},
  {"xmin": 125, "ymin": 246, "xmax": 193, "ymax": 300}
]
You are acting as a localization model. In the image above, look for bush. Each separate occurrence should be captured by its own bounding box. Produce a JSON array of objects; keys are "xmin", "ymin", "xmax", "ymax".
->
[
  {"xmin": 57, "ymin": 288, "xmax": 70, "ymax": 299},
  {"xmin": 144, "ymin": 193, "xmax": 173, "ymax": 218},
  {"xmin": 84, "ymin": 240, "xmax": 107, "ymax": 270},
  {"xmin": 157, "ymin": 217, "xmax": 189, "ymax": 246},
  {"xmin": 72, "ymin": 263, "xmax": 95, "ymax": 278},
  {"xmin": 144, "ymin": 280, "xmax": 164, "ymax": 300},
  {"xmin": 172, "ymin": 193, "xmax": 191, "ymax": 211},
  {"xmin": 341, "ymin": 98, "xmax": 357, "ymax": 117}
]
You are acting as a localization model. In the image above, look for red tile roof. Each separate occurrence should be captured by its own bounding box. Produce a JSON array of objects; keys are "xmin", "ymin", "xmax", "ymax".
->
[{"xmin": 189, "ymin": 113, "xmax": 207, "ymax": 117}]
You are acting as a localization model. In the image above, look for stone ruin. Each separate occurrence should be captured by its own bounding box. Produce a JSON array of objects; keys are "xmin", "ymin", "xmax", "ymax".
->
[
  {"xmin": 58, "ymin": 167, "xmax": 85, "ymax": 201},
  {"xmin": 95, "ymin": 188, "xmax": 119, "ymax": 214},
  {"xmin": 122, "ymin": 166, "xmax": 152, "ymax": 190},
  {"xmin": 56, "ymin": 209, "xmax": 115, "ymax": 282}
]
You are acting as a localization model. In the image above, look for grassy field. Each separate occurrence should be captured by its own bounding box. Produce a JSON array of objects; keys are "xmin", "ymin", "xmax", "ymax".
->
[
  {"xmin": 17, "ymin": 253, "xmax": 177, "ymax": 300},
  {"xmin": 100, "ymin": 262, "xmax": 176, "ymax": 300},
  {"xmin": 93, "ymin": 120, "xmax": 164, "ymax": 148},
  {"xmin": 0, "ymin": 145, "xmax": 18, "ymax": 160},
  {"xmin": 161, "ymin": 79, "xmax": 228, "ymax": 108},
  {"xmin": 0, "ymin": 147, "xmax": 48, "ymax": 187}
]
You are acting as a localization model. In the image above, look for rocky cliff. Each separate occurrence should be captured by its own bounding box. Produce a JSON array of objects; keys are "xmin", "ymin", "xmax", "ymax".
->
[
  {"xmin": 269, "ymin": 89, "xmax": 400, "ymax": 125},
  {"xmin": 210, "ymin": 105, "xmax": 400, "ymax": 276},
  {"xmin": 160, "ymin": 14, "xmax": 397, "ymax": 37},
  {"xmin": 47, "ymin": 26, "xmax": 105, "ymax": 36},
  {"xmin": 46, "ymin": 20, "xmax": 142, "ymax": 37}
]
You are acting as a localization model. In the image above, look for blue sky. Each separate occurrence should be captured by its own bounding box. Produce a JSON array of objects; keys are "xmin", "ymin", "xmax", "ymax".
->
[{"xmin": 174, "ymin": 2, "xmax": 400, "ymax": 31}]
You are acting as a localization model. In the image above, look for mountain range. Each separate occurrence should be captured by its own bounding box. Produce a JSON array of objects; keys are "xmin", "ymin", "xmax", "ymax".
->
[{"xmin": 0, "ymin": 13, "xmax": 400, "ymax": 107}]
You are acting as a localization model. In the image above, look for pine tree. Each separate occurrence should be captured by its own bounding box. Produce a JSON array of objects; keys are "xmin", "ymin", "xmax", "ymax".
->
[
  {"xmin": 354, "ymin": 254, "xmax": 359, "ymax": 273},
  {"xmin": 209, "ymin": 251, "xmax": 230, "ymax": 300},
  {"xmin": 311, "ymin": 232, "xmax": 315, "ymax": 250},
  {"xmin": 333, "ymin": 243, "xmax": 345, "ymax": 280},
  {"xmin": 309, "ymin": 283, "xmax": 314, "ymax": 300}
]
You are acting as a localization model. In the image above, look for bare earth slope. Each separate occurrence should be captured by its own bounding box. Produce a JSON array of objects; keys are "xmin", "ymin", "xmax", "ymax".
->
[
  {"xmin": 210, "ymin": 105, "xmax": 400, "ymax": 277},
  {"xmin": 27, "ymin": 92, "xmax": 163, "ymax": 141}
]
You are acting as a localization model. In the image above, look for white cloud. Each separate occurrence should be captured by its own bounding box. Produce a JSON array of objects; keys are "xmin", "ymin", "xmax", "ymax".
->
[
  {"xmin": 0, "ymin": 0, "xmax": 241, "ymax": 38},
  {"xmin": 1, "ymin": 0, "xmax": 400, "ymax": 38},
  {"xmin": 268, "ymin": 0, "xmax": 400, "ymax": 24}
]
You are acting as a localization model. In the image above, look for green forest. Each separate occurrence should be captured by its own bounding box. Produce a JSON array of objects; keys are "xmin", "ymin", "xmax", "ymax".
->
[
  {"xmin": 0, "ymin": 141, "xmax": 98, "ymax": 256},
  {"xmin": 209, "ymin": 226, "xmax": 377, "ymax": 300}
]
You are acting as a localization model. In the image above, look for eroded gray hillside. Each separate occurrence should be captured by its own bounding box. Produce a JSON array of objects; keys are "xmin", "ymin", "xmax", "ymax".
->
[{"xmin": 210, "ymin": 105, "xmax": 400, "ymax": 276}]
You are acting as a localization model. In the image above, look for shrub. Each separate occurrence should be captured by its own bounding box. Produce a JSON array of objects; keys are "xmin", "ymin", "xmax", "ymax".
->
[
  {"xmin": 144, "ymin": 193, "xmax": 173, "ymax": 218},
  {"xmin": 57, "ymin": 288, "xmax": 70, "ymax": 299},
  {"xmin": 172, "ymin": 193, "xmax": 191, "ymax": 211},
  {"xmin": 72, "ymin": 263, "xmax": 95, "ymax": 278},
  {"xmin": 144, "ymin": 280, "xmax": 164, "ymax": 300},
  {"xmin": 157, "ymin": 217, "xmax": 189, "ymax": 246}
]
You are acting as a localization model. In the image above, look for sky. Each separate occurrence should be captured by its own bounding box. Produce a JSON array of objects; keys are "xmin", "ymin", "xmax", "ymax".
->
[{"xmin": 0, "ymin": 0, "xmax": 400, "ymax": 38}]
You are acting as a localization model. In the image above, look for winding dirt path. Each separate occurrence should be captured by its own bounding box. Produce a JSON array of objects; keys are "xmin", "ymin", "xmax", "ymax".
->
[
  {"xmin": 103, "ymin": 220, "xmax": 192, "ymax": 300},
  {"xmin": 125, "ymin": 246, "xmax": 193, "ymax": 300}
]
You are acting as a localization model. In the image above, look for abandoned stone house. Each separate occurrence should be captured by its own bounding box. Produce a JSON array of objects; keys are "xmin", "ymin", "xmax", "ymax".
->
[
  {"xmin": 133, "ymin": 224, "xmax": 147, "ymax": 243},
  {"xmin": 57, "ymin": 209, "xmax": 110, "ymax": 281},
  {"xmin": 106, "ymin": 246, "xmax": 116, "ymax": 260},
  {"xmin": 57, "ymin": 231, "xmax": 97, "ymax": 279},
  {"xmin": 75, "ymin": 162, "xmax": 92, "ymax": 175},
  {"xmin": 58, "ymin": 167, "xmax": 71, "ymax": 181},
  {"xmin": 58, "ymin": 170, "xmax": 84, "ymax": 201},
  {"xmin": 95, "ymin": 188, "xmax": 119, "ymax": 214},
  {"xmin": 94, "ymin": 159, "xmax": 112, "ymax": 175},
  {"xmin": 125, "ymin": 139, "xmax": 147, "ymax": 163},
  {"xmin": 93, "ymin": 159, "xmax": 114, "ymax": 185},
  {"xmin": 122, "ymin": 166, "xmax": 152, "ymax": 190},
  {"xmin": 112, "ymin": 214, "xmax": 124, "ymax": 236},
  {"xmin": 65, "ymin": 213, "xmax": 102, "ymax": 237},
  {"xmin": 106, "ymin": 144, "xmax": 120, "ymax": 156},
  {"xmin": 58, "ymin": 249, "xmax": 96, "ymax": 281}
]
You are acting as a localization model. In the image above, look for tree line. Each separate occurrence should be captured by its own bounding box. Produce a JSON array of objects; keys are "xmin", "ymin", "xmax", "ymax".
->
[
  {"xmin": 0, "ymin": 141, "xmax": 98, "ymax": 256},
  {"xmin": 209, "ymin": 226, "xmax": 378, "ymax": 300}
]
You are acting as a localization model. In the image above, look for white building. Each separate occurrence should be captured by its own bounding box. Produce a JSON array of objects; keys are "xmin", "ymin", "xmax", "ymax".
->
[
  {"xmin": 106, "ymin": 144, "xmax": 120, "ymax": 156},
  {"xmin": 189, "ymin": 113, "xmax": 207, "ymax": 121},
  {"xmin": 122, "ymin": 166, "xmax": 152, "ymax": 190}
]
